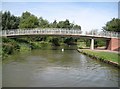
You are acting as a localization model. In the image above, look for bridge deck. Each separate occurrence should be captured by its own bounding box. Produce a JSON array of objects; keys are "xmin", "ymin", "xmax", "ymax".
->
[{"xmin": 1, "ymin": 28, "xmax": 119, "ymax": 39}]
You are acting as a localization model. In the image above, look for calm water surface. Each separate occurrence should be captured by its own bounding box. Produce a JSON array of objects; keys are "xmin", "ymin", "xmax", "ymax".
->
[{"xmin": 3, "ymin": 49, "xmax": 119, "ymax": 87}]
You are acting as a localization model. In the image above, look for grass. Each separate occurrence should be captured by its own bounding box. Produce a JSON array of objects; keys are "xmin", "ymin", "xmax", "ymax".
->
[
  {"xmin": 80, "ymin": 49, "xmax": 119, "ymax": 64},
  {"xmin": 77, "ymin": 42, "xmax": 86, "ymax": 48}
]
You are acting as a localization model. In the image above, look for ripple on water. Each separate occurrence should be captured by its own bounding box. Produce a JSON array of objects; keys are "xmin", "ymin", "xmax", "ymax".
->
[{"xmin": 2, "ymin": 50, "xmax": 119, "ymax": 87}]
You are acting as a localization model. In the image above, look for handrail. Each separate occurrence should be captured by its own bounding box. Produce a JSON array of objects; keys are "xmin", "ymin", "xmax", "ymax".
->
[{"xmin": 1, "ymin": 28, "xmax": 119, "ymax": 38}]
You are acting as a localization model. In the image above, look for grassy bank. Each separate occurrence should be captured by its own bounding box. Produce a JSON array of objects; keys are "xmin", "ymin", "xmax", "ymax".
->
[{"xmin": 78, "ymin": 49, "xmax": 120, "ymax": 67}]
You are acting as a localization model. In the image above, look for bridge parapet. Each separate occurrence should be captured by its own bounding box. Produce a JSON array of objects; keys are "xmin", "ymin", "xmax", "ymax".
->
[
  {"xmin": 85, "ymin": 30, "xmax": 119, "ymax": 38},
  {"xmin": 1, "ymin": 28, "xmax": 120, "ymax": 38},
  {"xmin": 2, "ymin": 28, "xmax": 82, "ymax": 36}
]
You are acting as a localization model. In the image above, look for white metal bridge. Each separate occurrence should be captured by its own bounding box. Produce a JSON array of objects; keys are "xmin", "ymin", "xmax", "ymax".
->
[{"xmin": 1, "ymin": 28, "xmax": 119, "ymax": 39}]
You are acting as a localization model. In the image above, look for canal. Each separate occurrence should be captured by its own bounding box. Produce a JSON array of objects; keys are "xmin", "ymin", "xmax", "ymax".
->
[{"xmin": 2, "ymin": 48, "xmax": 119, "ymax": 87}]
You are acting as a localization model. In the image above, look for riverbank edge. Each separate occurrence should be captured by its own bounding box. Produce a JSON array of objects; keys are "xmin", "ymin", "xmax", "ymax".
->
[{"xmin": 77, "ymin": 49, "xmax": 120, "ymax": 68}]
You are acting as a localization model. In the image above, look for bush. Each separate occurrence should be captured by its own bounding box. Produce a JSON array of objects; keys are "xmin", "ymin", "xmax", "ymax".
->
[
  {"xmin": 3, "ymin": 42, "xmax": 20, "ymax": 54},
  {"xmin": 2, "ymin": 38, "xmax": 20, "ymax": 59},
  {"xmin": 30, "ymin": 42, "xmax": 41, "ymax": 49}
]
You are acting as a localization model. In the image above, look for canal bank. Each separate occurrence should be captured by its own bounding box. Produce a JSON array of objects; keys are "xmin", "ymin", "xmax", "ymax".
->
[{"xmin": 77, "ymin": 49, "xmax": 120, "ymax": 68}]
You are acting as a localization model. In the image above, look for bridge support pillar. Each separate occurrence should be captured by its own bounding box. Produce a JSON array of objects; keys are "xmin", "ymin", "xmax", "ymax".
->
[
  {"xmin": 106, "ymin": 38, "xmax": 120, "ymax": 51},
  {"xmin": 90, "ymin": 38, "xmax": 94, "ymax": 50}
]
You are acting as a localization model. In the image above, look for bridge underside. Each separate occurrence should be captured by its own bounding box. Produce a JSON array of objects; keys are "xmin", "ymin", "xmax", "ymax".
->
[
  {"xmin": 90, "ymin": 38, "xmax": 120, "ymax": 51},
  {"xmin": 3, "ymin": 34, "xmax": 110, "ymax": 39}
]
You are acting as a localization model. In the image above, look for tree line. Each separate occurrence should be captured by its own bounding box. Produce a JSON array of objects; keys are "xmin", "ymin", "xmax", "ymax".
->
[
  {"xmin": 2, "ymin": 11, "xmax": 120, "ymax": 32},
  {"xmin": 2, "ymin": 11, "xmax": 81, "ymax": 30}
]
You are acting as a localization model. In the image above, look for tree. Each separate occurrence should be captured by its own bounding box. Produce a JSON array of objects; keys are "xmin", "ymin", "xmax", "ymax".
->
[
  {"xmin": 57, "ymin": 21, "xmax": 65, "ymax": 28},
  {"xmin": 2, "ymin": 11, "xmax": 11, "ymax": 30},
  {"xmin": 0, "ymin": 11, "xmax": 2, "ymax": 30},
  {"xmin": 70, "ymin": 23, "xmax": 74, "ymax": 28},
  {"xmin": 73, "ymin": 25, "xmax": 81, "ymax": 30},
  {"xmin": 57, "ymin": 19, "xmax": 81, "ymax": 30},
  {"xmin": 39, "ymin": 17, "xmax": 49, "ymax": 28},
  {"xmin": 2, "ymin": 11, "xmax": 20, "ymax": 30},
  {"xmin": 64, "ymin": 19, "xmax": 70, "ymax": 29},
  {"xmin": 10, "ymin": 15, "xmax": 20, "ymax": 29},
  {"xmin": 2, "ymin": 11, "xmax": 81, "ymax": 30},
  {"xmin": 57, "ymin": 20, "xmax": 69, "ymax": 28},
  {"xmin": 51, "ymin": 37, "xmax": 60, "ymax": 46},
  {"xmin": 52, "ymin": 20, "xmax": 57, "ymax": 28},
  {"xmin": 64, "ymin": 37, "xmax": 75, "ymax": 45},
  {"xmin": 103, "ymin": 18, "xmax": 120, "ymax": 32},
  {"xmin": 19, "ymin": 11, "xmax": 39, "ymax": 28}
]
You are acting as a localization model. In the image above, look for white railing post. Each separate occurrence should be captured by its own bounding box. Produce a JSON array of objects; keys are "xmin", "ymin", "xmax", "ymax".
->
[{"xmin": 1, "ymin": 28, "xmax": 119, "ymax": 38}]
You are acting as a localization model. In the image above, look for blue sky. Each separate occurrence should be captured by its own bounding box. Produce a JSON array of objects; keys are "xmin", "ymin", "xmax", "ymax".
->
[
  {"xmin": 1, "ymin": 0, "xmax": 120, "ymax": 2},
  {"xmin": 2, "ymin": 1, "xmax": 119, "ymax": 31}
]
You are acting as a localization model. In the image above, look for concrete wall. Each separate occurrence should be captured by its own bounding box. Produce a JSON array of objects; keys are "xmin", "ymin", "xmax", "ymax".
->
[{"xmin": 107, "ymin": 38, "xmax": 120, "ymax": 51}]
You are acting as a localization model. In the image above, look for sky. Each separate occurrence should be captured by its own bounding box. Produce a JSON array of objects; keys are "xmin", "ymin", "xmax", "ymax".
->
[
  {"xmin": 2, "ymin": 1, "xmax": 119, "ymax": 31},
  {"xmin": 1, "ymin": 0, "xmax": 120, "ymax": 2}
]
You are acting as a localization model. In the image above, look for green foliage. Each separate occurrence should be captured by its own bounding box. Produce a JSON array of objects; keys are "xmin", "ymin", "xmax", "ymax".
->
[
  {"xmin": 72, "ymin": 25, "xmax": 81, "ymax": 29},
  {"xmin": 85, "ymin": 39, "xmax": 91, "ymax": 47},
  {"xmin": 94, "ymin": 39, "xmax": 106, "ymax": 47},
  {"xmin": 64, "ymin": 37, "xmax": 76, "ymax": 45},
  {"xmin": 56, "ymin": 19, "xmax": 81, "ymax": 29},
  {"xmin": 2, "ymin": 37, "xmax": 40, "ymax": 59},
  {"xmin": 13, "ymin": 38, "xmax": 29, "ymax": 44},
  {"xmin": 50, "ymin": 37, "xmax": 60, "ymax": 46},
  {"xmin": 77, "ymin": 42, "xmax": 86, "ymax": 48},
  {"xmin": 19, "ymin": 11, "xmax": 39, "ymax": 28},
  {"xmin": 56, "ymin": 19, "xmax": 71, "ymax": 28},
  {"xmin": 52, "ymin": 20, "xmax": 57, "ymax": 28},
  {"xmin": 39, "ymin": 41, "xmax": 49, "ymax": 48},
  {"xmin": 77, "ymin": 38, "xmax": 91, "ymax": 47},
  {"xmin": 63, "ymin": 19, "xmax": 70, "ymax": 28},
  {"xmin": 103, "ymin": 18, "xmax": 120, "ymax": 32},
  {"xmin": 2, "ymin": 11, "xmax": 81, "ymax": 30},
  {"xmin": 19, "ymin": 44, "xmax": 31, "ymax": 52},
  {"xmin": 39, "ymin": 17, "xmax": 49, "ymax": 28},
  {"xmin": 3, "ymin": 44, "xmax": 15, "ymax": 54},
  {"xmin": 2, "ymin": 38, "xmax": 20, "ymax": 55},
  {"xmin": 57, "ymin": 21, "xmax": 65, "ymax": 28},
  {"xmin": 2, "ymin": 11, "xmax": 20, "ymax": 30},
  {"xmin": 77, "ymin": 38, "xmax": 106, "ymax": 48},
  {"xmin": 30, "ymin": 42, "xmax": 41, "ymax": 49}
]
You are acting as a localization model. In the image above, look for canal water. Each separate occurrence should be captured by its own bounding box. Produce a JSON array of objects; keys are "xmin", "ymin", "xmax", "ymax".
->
[{"xmin": 2, "ymin": 47, "xmax": 119, "ymax": 87}]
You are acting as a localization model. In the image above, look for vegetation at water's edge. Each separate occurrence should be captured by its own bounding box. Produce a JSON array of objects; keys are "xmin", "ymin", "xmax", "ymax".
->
[
  {"xmin": 79, "ymin": 49, "xmax": 119, "ymax": 65},
  {"xmin": 2, "ymin": 36, "xmax": 77, "ymax": 60},
  {"xmin": 2, "ymin": 36, "xmax": 108, "ymax": 60},
  {"xmin": 2, "ymin": 37, "xmax": 39, "ymax": 60}
]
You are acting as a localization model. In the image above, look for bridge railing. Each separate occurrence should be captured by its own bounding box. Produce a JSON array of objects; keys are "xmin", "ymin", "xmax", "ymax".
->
[
  {"xmin": 85, "ymin": 30, "xmax": 119, "ymax": 38},
  {"xmin": 1, "ymin": 28, "xmax": 120, "ymax": 38},
  {"xmin": 1, "ymin": 28, "xmax": 82, "ymax": 36}
]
